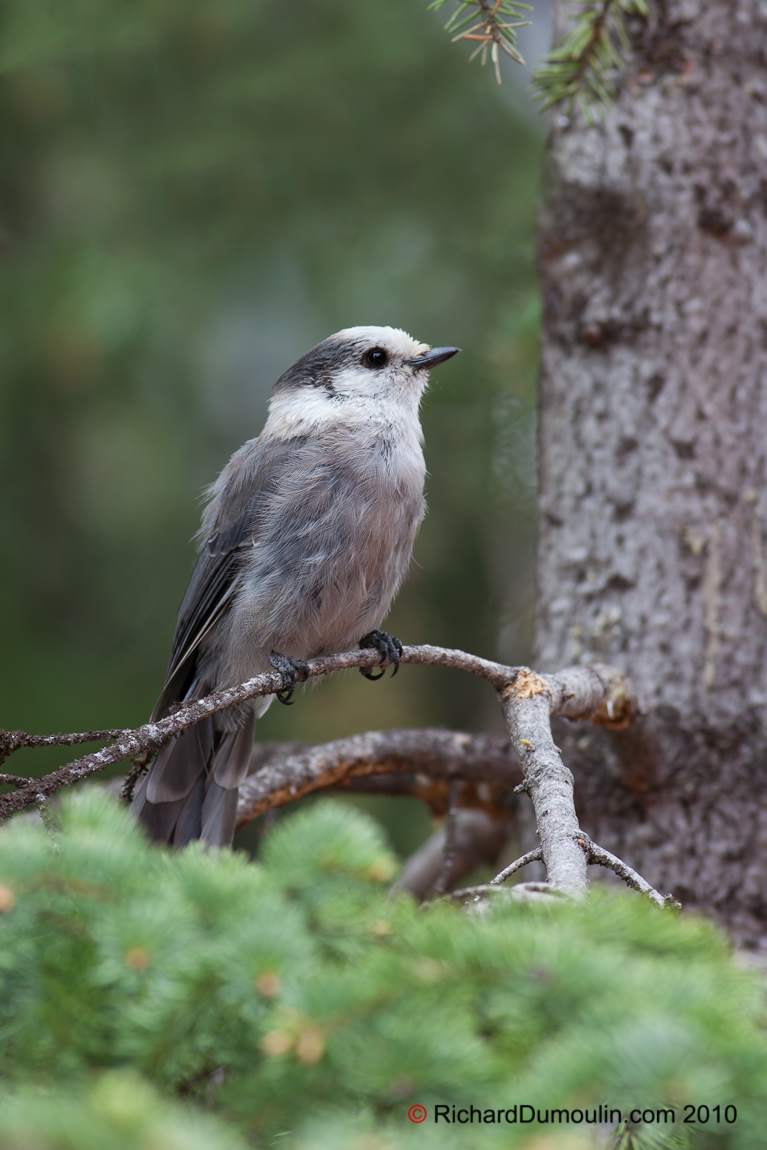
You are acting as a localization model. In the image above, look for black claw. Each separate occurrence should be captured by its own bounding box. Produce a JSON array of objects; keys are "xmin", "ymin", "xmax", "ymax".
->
[
  {"xmin": 270, "ymin": 653, "xmax": 309, "ymax": 705},
  {"xmin": 359, "ymin": 630, "xmax": 403, "ymax": 680}
]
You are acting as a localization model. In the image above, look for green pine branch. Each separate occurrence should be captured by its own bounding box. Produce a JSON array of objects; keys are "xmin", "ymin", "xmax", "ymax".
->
[
  {"xmin": 431, "ymin": 0, "xmax": 648, "ymax": 110},
  {"xmin": 0, "ymin": 790, "xmax": 764, "ymax": 1149},
  {"xmin": 531, "ymin": 0, "xmax": 648, "ymax": 113},
  {"xmin": 429, "ymin": 0, "xmax": 532, "ymax": 83}
]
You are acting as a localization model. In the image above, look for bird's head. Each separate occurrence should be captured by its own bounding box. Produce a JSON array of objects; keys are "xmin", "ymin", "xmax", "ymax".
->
[{"xmin": 268, "ymin": 326, "xmax": 460, "ymax": 432}]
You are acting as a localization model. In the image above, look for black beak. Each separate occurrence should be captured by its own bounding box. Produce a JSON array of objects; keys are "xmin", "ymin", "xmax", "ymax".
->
[{"xmin": 405, "ymin": 346, "xmax": 461, "ymax": 371}]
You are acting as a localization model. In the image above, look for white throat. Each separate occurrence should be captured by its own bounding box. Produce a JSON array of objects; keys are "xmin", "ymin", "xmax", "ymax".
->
[{"xmin": 264, "ymin": 381, "xmax": 424, "ymax": 442}]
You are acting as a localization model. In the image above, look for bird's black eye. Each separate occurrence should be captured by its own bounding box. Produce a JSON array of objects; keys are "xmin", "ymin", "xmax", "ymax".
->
[{"xmin": 364, "ymin": 347, "xmax": 388, "ymax": 369}]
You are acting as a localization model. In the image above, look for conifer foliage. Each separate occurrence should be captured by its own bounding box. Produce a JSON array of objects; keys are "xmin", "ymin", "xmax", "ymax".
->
[{"xmin": 0, "ymin": 793, "xmax": 766, "ymax": 1148}]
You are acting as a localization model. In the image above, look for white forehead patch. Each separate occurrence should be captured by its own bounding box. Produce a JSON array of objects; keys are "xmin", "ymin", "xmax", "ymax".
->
[{"xmin": 336, "ymin": 325, "xmax": 429, "ymax": 360}]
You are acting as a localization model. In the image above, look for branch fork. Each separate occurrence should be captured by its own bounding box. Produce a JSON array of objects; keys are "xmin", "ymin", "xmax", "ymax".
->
[{"xmin": 483, "ymin": 663, "xmax": 672, "ymax": 907}]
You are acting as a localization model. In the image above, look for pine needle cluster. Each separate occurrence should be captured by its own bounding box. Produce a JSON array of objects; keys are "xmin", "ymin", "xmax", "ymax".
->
[
  {"xmin": 0, "ymin": 792, "xmax": 766, "ymax": 1149},
  {"xmin": 429, "ymin": 0, "xmax": 532, "ymax": 83},
  {"xmin": 531, "ymin": 0, "xmax": 648, "ymax": 113},
  {"xmin": 431, "ymin": 0, "xmax": 647, "ymax": 112}
]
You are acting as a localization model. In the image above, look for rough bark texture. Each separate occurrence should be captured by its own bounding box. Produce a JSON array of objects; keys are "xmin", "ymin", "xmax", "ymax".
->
[{"xmin": 537, "ymin": 0, "xmax": 767, "ymax": 943}]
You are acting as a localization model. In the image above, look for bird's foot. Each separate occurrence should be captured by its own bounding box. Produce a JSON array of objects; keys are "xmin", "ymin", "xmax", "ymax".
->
[
  {"xmin": 359, "ymin": 630, "xmax": 403, "ymax": 680},
  {"xmin": 269, "ymin": 652, "xmax": 310, "ymax": 705}
]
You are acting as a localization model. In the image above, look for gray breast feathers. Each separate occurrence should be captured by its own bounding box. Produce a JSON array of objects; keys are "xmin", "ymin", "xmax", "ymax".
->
[{"xmin": 213, "ymin": 427, "xmax": 425, "ymax": 679}]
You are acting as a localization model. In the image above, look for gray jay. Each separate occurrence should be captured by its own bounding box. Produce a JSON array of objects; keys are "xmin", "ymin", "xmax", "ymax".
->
[{"xmin": 131, "ymin": 326, "xmax": 459, "ymax": 848}]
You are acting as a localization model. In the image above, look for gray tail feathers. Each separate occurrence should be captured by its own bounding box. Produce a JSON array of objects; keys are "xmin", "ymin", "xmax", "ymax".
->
[{"xmin": 131, "ymin": 684, "xmax": 255, "ymax": 848}]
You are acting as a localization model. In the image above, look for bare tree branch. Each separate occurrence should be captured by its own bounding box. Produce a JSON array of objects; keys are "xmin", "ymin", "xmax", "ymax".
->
[
  {"xmin": 584, "ymin": 837, "xmax": 679, "ymax": 910},
  {"xmin": 452, "ymin": 834, "xmax": 674, "ymax": 911},
  {"xmin": 0, "ymin": 728, "xmax": 129, "ymax": 767},
  {"xmin": 498, "ymin": 663, "xmax": 631, "ymax": 899},
  {"xmin": 1, "ymin": 647, "xmax": 660, "ymax": 911},
  {"xmin": 237, "ymin": 728, "xmax": 521, "ymax": 825},
  {"xmin": 489, "ymin": 846, "xmax": 543, "ymax": 885},
  {"xmin": 0, "ymin": 644, "xmax": 674, "ymax": 915},
  {"xmin": 0, "ymin": 646, "xmax": 518, "ymax": 823},
  {"xmin": 0, "ymin": 774, "xmax": 32, "ymax": 789},
  {"xmin": 443, "ymin": 848, "xmax": 547, "ymax": 904},
  {"xmin": 237, "ymin": 659, "xmax": 657, "ymax": 909}
]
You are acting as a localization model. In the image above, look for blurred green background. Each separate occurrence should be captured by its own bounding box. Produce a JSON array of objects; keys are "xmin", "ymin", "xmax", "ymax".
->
[{"xmin": 0, "ymin": 0, "xmax": 543, "ymax": 853}]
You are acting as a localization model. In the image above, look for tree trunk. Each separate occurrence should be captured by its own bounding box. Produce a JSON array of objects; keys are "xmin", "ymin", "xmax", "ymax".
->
[{"xmin": 536, "ymin": 0, "xmax": 767, "ymax": 944}]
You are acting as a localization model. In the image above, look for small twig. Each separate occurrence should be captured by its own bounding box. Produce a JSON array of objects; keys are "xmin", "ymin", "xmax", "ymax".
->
[
  {"xmin": 442, "ymin": 845, "xmax": 544, "ymax": 905},
  {"xmin": 583, "ymin": 837, "xmax": 680, "ymax": 910},
  {"xmin": 489, "ymin": 846, "xmax": 543, "ymax": 885},
  {"xmin": 0, "ymin": 728, "xmax": 128, "ymax": 767},
  {"xmin": 0, "ymin": 774, "xmax": 31, "ymax": 788},
  {"xmin": 450, "ymin": 835, "xmax": 674, "ymax": 911},
  {"xmin": 119, "ymin": 754, "xmax": 153, "ymax": 804},
  {"xmin": 433, "ymin": 779, "xmax": 461, "ymax": 894}
]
